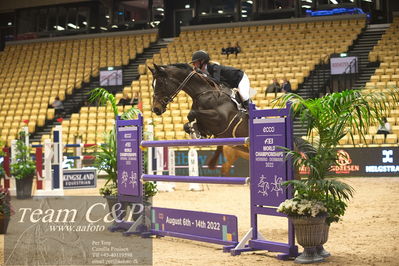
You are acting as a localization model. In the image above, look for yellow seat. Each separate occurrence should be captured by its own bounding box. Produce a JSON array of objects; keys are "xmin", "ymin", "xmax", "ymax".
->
[
  {"xmin": 385, "ymin": 134, "xmax": 397, "ymax": 144},
  {"xmin": 373, "ymin": 134, "xmax": 384, "ymax": 144}
]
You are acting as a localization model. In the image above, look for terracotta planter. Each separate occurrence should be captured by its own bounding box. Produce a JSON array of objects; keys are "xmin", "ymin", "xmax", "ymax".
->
[
  {"xmin": 15, "ymin": 174, "xmax": 34, "ymax": 199},
  {"xmin": 0, "ymin": 214, "xmax": 10, "ymax": 234},
  {"xmin": 316, "ymin": 223, "xmax": 331, "ymax": 257},
  {"xmin": 290, "ymin": 215, "xmax": 326, "ymax": 264}
]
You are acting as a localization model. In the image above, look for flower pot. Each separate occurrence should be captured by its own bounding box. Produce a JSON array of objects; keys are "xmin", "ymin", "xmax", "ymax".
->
[
  {"xmin": 0, "ymin": 214, "xmax": 10, "ymax": 234},
  {"xmin": 290, "ymin": 215, "xmax": 326, "ymax": 264},
  {"xmin": 105, "ymin": 195, "xmax": 128, "ymax": 220},
  {"xmin": 316, "ymin": 223, "xmax": 331, "ymax": 258},
  {"xmin": 15, "ymin": 174, "xmax": 34, "ymax": 199}
]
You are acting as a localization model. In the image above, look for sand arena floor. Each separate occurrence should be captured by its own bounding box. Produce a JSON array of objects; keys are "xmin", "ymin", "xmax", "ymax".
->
[{"xmin": 1, "ymin": 177, "xmax": 398, "ymax": 266}]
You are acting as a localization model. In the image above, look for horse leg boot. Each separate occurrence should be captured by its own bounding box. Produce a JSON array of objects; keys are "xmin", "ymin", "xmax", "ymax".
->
[
  {"xmin": 183, "ymin": 121, "xmax": 202, "ymax": 139},
  {"xmin": 184, "ymin": 110, "xmax": 203, "ymax": 139}
]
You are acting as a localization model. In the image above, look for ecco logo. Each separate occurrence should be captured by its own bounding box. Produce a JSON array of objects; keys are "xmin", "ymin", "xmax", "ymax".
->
[{"xmin": 382, "ymin": 150, "xmax": 393, "ymax": 163}]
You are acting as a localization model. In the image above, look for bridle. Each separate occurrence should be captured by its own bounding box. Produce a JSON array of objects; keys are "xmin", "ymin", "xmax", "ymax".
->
[{"xmin": 153, "ymin": 70, "xmax": 197, "ymax": 107}]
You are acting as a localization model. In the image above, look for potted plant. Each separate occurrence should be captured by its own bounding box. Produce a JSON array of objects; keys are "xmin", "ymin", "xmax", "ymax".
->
[
  {"xmin": 0, "ymin": 185, "xmax": 13, "ymax": 234},
  {"xmin": 10, "ymin": 131, "xmax": 36, "ymax": 199},
  {"xmin": 0, "ymin": 140, "xmax": 5, "ymax": 180},
  {"xmin": 89, "ymin": 88, "xmax": 157, "ymax": 210},
  {"xmin": 275, "ymin": 88, "xmax": 399, "ymax": 263}
]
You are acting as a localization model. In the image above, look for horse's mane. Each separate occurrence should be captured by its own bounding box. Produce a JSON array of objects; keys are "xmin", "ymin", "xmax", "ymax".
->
[
  {"xmin": 167, "ymin": 63, "xmax": 230, "ymax": 93},
  {"xmin": 168, "ymin": 63, "xmax": 192, "ymax": 71}
]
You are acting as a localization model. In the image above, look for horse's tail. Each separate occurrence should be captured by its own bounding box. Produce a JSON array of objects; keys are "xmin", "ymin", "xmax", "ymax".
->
[{"xmin": 207, "ymin": 145, "xmax": 223, "ymax": 170}]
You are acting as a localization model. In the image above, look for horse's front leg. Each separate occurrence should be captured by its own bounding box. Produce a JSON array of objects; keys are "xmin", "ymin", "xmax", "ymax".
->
[{"xmin": 183, "ymin": 110, "xmax": 206, "ymax": 139}]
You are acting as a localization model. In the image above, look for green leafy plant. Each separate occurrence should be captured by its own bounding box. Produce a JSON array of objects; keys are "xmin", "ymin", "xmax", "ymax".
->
[
  {"xmin": 275, "ymin": 88, "xmax": 399, "ymax": 225},
  {"xmin": 0, "ymin": 141, "xmax": 5, "ymax": 178},
  {"xmin": 10, "ymin": 131, "xmax": 36, "ymax": 180},
  {"xmin": 0, "ymin": 186, "xmax": 13, "ymax": 217},
  {"xmin": 89, "ymin": 88, "xmax": 157, "ymax": 198}
]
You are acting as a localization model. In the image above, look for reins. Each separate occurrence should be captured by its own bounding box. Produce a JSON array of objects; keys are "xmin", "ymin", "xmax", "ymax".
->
[{"xmin": 159, "ymin": 70, "xmax": 197, "ymax": 106}]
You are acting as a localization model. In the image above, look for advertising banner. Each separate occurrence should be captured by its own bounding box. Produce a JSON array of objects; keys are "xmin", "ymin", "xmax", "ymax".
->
[
  {"xmin": 117, "ymin": 126, "xmax": 140, "ymax": 197},
  {"xmin": 251, "ymin": 117, "xmax": 288, "ymax": 207},
  {"xmin": 299, "ymin": 147, "xmax": 399, "ymax": 177},
  {"xmin": 151, "ymin": 207, "xmax": 238, "ymax": 244},
  {"xmin": 63, "ymin": 169, "xmax": 96, "ymax": 189}
]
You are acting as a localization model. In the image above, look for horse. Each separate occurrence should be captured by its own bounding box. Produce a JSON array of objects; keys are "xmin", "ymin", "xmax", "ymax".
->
[{"xmin": 148, "ymin": 63, "xmax": 249, "ymax": 176}]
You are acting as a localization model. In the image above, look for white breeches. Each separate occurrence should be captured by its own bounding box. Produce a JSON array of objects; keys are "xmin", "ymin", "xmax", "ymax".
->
[{"xmin": 238, "ymin": 73, "xmax": 251, "ymax": 101}]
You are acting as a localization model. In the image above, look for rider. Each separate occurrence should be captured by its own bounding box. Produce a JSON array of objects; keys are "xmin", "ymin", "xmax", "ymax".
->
[
  {"xmin": 184, "ymin": 50, "xmax": 252, "ymax": 139},
  {"xmin": 190, "ymin": 50, "xmax": 252, "ymax": 111}
]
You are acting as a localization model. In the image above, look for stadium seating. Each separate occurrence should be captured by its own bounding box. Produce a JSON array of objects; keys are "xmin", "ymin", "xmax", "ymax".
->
[
  {"xmin": 0, "ymin": 33, "xmax": 156, "ymax": 146},
  {"xmin": 121, "ymin": 18, "xmax": 365, "ymax": 142}
]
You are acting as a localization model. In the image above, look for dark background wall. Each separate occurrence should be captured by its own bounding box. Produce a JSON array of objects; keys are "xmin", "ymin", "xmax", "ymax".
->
[{"xmin": 0, "ymin": 0, "xmax": 88, "ymax": 13}]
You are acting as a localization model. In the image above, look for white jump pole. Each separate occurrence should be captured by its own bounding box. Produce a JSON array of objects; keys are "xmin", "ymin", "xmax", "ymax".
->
[
  {"xmin": 188, "ymin": 148, "xmax": 202, "ymax": 191},
  {"xmin": 9, "ymin": 140, "xmax": 17, "ymax": 196},
  {"xmin": 146, "ymin": 119, "xmax": 174, "ymax": 192},
  {"xmin": 35, "ymin": 127, "xmax": 64, "ymax": 196}
]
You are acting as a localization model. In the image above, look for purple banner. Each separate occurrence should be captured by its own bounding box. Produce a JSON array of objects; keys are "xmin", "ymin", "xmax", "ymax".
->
[
  {"xmin": 151, "ymin": 207, "xmax": 238, "ymax": 245},
  {"xmin": 117, "ymin": 126, "xmax": 141, "ymax": 197},
  {"xmin": 251, "ymin": 117, "xmax": 287, "ymax": 207}
]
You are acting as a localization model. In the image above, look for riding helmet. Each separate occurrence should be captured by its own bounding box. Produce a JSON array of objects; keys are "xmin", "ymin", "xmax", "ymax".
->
[{"xmin": 191, "ymin": 50, "xmax": 210, "ymax": 63}]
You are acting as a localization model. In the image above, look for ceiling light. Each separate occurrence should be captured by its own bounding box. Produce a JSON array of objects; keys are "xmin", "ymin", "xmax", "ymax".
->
[
  {"xmin": 68, "ymin": 23, "xmax": 77, "ymax": 29},
  {"xmin": 53, "ymin": 25, "xmax": 65, "ymax": 30},
  {"xmin": 185, "ymin": 4, "xmax": 190, "ymax": 8}
]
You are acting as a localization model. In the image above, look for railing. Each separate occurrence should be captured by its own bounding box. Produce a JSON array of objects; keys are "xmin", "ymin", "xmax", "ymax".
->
[
  {"xmin": 311, "ymin": 54, "xmax": 331, "ymax": 98},
  {"xmin": 330, "ymin": 56, "xmax": 358, "ymax": 92},
  {"xmin": 100, "ymin": 71, "xmax": 120, "ymax": 86},
  {"xmin": 342, "ymin": 56, "xmax": 359, "ymax": 91}
]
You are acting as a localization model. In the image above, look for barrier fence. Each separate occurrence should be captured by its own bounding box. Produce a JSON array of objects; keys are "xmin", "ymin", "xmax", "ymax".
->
[{"xmin": 113, "ymin": 103, "xmax": 299, "ymax": 259}]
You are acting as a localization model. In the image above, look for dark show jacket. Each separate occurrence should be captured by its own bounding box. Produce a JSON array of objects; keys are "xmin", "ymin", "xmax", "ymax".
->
[{"xmin": 206, "ymin": 63, "xmax": 244, "ymax": 88}]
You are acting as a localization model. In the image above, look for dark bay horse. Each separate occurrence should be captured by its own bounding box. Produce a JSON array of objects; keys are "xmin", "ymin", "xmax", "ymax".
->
[{"xmin": 148, "ymin": 63, "xmax": 249, "ymax": 175}]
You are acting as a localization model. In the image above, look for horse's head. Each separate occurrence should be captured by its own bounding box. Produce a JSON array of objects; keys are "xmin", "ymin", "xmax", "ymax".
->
[{"xmin": 148, "ymin": 63, "xmax": 191, "ymax": 115}]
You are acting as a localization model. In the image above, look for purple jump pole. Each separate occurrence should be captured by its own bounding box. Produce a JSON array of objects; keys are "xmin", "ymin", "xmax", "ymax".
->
[
  {"xmin": 142, "ymin": 174, "xmax": 249, "ymax": 185},
  {"xmin": 141, "ymin": 137, "xmax": 249, "ymax": 147}
]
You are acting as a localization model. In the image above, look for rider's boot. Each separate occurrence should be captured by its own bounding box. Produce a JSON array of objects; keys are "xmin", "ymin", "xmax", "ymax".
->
[{"xmin": 242, "ymin": 100, "xmax": 250, "ymax": 113}]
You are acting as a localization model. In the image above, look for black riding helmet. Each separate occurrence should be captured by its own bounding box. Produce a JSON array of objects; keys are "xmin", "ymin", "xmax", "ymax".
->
[{"xmin": 191, "ymin": 50, "xmax": 210, "ymax": 64}]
